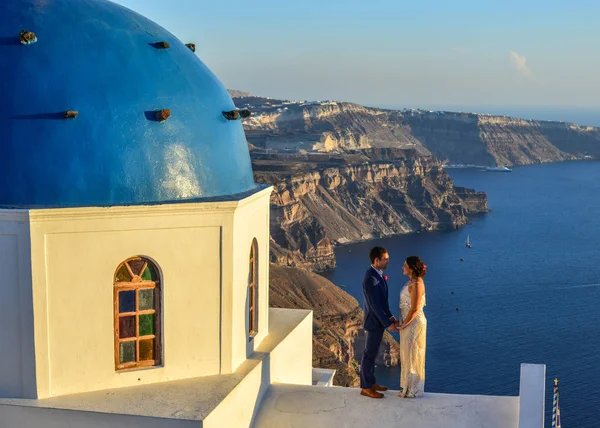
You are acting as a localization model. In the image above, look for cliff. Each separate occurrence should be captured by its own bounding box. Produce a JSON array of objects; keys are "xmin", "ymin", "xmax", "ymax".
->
[
  {"xmin": 238, "ymin": 93, "xmax": 599, "ymax": 393},
  {"xmin": 240, "ymin": 98, "xmax": 427, "ymax": 154},
  {"xmin": 227, "ymin": 89, "xmax": 253, "ymax": 98},
  {"xmin": 269, "ymin": 264, "xmax": 399, "ymax": 387},
  {"xmin": 454, "ymin": 186, "xmax": 489, "ymax": 213},
  {"xmin": 235, "ymin": 96, "xmax": 600, "ymax": 166},
  {"xmin": 254, "ymin": 152, "xmax": 487, "ymax": 271},
  {"xmin": 403, "ymin": 111, "xmax": 600, "ymax": 166},
  {"xmin": 239, "ymin": 96, "xmax": 493, "ymax": 386}
]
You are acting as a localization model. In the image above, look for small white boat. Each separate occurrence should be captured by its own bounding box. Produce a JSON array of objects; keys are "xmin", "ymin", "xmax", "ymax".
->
[
  {"xmin": 485, "ymin": 166, "xmax": 512, "ymax": 172},
  {"xmin": 466, "ymin": 235, "xmax": 472, "ymax": 248}
]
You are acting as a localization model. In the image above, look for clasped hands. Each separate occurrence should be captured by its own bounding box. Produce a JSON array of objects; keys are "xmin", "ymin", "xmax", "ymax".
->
[{"xmin": 388, "ymin": 317, "xmax": 402, "ymax": 332}]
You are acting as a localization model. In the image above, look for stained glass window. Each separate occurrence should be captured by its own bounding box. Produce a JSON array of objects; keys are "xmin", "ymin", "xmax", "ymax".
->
[
  {"xmin": 118, "ymin": 290, "xmax": 135, "ymax": 313},
  {"xmin": 120, "ymin": 341, "xmax": 136, "ymax": 364},
  {"xmin": 141, "ymin": 263, "xmax": 157, "ymax": 281},
  {"xmin": 139, "ymin": 314, "xmax": 154, "ymax": 336},
  {"xmin": 114, "ymin": 257, "xmax": 161, "ymax": 370},
  {"xmin": 128, "ymin": 259, "xmax": 146, "ymax": 276},
  {"xmin": 119, "ymin": 316, "xmax": 136, "ymax": 339},
  {"xmin": 115, "ymin": 265, "xmax": 131, "ymax": 282},
  {"xmin": 248, "ymin": 239, "xmax": 258, "ymax": 339},
  {"xmin": 138, "ymin": 288, "xmax": 154, "ymax": 311},
  {"xmin": 139, "ymin": 339, "xmax": 154, "ymax": 361}
]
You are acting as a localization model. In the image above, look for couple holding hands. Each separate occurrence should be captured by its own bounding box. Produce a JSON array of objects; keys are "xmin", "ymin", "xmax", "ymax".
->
[{"xmin": 360, "ymin": 246, "xmax": 427, "ymax": 399}]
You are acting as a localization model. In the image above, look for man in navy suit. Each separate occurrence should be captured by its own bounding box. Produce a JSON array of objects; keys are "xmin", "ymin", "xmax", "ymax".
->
[{"xmin": 360, "ymin": 246, "xmax": 398, "ymax": 398}]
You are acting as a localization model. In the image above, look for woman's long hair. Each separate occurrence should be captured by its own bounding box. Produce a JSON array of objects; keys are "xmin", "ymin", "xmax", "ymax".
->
[{"xmin": 406, "ymin": 256, "xmax": 427, "ymax": 278}]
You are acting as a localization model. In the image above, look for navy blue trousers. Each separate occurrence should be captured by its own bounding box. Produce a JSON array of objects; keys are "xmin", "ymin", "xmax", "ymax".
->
[{"xmin": 360, "ymin": 328, "xmax": 385, "ymax": 389}]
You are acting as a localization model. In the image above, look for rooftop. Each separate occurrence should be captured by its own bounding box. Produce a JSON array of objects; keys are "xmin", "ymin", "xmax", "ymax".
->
[{"xmin": 253, "ymin": 384, "xmax": 518, "ymax": 428}]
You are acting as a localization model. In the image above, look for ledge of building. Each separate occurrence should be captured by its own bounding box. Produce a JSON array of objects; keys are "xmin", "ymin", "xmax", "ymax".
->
[
  {"xmin": 0, "ymin": 183, "xmax": 273, "ymax": 211},
  {"xmin": 312, "ymin": 368, "xmax": 336, "ymax": 387},
  {"xmin": 0, "ymin": 308, "xmax": 312, "ymax": 422},
  {"xmin": 252, "ymin": 384, "xmax": 519, "ymax": 428}
]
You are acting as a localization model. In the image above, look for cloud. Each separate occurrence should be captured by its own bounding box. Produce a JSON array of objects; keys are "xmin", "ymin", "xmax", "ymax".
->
[{"xmin": 509, "ymin": 50, "xmax": 532, "ymax": 77}]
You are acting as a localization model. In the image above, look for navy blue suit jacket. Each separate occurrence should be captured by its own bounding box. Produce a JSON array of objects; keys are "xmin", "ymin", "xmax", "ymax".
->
[{"xmin": 362, "ymin": 266, "xmax": 394, "ymax": 331}]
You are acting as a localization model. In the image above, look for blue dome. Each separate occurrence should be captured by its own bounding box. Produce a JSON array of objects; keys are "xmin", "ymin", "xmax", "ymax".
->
[{"xmin": 0, "ymin": 0, "xmax": 255, "ymax": 207}]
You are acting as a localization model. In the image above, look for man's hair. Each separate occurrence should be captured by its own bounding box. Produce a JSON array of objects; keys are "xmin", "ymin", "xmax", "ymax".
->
[{"xmin": 369, "ymin": 246, "xmax": 388, "ymax": 264}]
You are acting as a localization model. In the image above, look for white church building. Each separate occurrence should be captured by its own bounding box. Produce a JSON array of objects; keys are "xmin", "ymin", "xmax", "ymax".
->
[{"xmin": 0, "ymin": 1, "xmax": 546, "ymax": 427}]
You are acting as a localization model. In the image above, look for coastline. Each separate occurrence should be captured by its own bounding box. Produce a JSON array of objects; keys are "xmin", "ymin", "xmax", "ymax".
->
[
  {"xmin": 326, "ymin": 158, "xmax": 597, "ymax": 258},
  {"xmin": 443, "ymin": 156, "xmax": 597, "ymax": 170}
]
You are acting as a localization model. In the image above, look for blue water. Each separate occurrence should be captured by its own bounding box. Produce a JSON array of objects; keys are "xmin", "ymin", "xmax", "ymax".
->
[{"xmin": 321, "ymin": 161, "xmax": 600, "ymax": 428}]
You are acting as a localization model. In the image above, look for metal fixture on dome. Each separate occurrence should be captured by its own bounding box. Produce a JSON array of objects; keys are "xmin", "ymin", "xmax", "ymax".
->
[
  {"xmin": 185, "ymin": 43, "xmax": 195, "ymax": 52},
  {"xmin": 64, "ymin": 110, "xmax": 78, "ymax": 119},
  {"xmin": 222, "ymin": 110, "xmax": 240, "ymax": 120},
  {"xmin": 19, "ymin": 30, "xmax": 37, "ymax": 45},
  {"xmin": 222, "ymin": 109, "xmax": 252, "ymax": 121},
  {"xmin": 152, "ymin": 41, "xmax": 170, "ymax": 49},
  {"xmin": 156, "ymin": 109, "xmax": 171, "ymax": 121}
]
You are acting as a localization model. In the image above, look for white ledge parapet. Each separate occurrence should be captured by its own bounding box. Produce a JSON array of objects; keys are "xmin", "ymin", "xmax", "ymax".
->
[
  {"xmin": 518, "ymin": 363, "xmax": 546, "ymax": 428},
  {"xmin": 312, "ymin": 368, "xmax": 336, "ymax": 387}
]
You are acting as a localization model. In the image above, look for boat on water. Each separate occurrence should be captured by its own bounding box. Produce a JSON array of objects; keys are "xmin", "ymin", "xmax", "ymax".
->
[
  {"xmin": 485, "ymin": 166, "xmax": 512, "ymax": 172},
  {"xmin": 466, "ymin": 235, "xmax": 472, "ymax": 248}
]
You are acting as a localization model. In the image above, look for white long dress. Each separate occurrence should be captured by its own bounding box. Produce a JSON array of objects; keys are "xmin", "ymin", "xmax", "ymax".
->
[{"xmin": 398, "ymin": 282, "xmax": 427, "ymax": 398}]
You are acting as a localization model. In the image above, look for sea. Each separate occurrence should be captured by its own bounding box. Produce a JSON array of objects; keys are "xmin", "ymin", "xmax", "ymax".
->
[{"xmin": 320, "ymin": 160, "xmax": 600, "ymax": 428}]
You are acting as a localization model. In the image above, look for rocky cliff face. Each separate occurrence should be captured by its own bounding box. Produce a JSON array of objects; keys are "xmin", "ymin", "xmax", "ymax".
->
[
  {"xmin": 227, "ymin": 89, "xmax": 252, "ymax": 98},
  {"xmin": 254, "ymin": 153, "xmax": 487, "ymax": 271},
  {"xmin": 240, "ymin": 98, "xmax": 426, "ymax": 154},
  {"xmin": 236, "ymin": 93, "xmax": 600, "ymax": 393},
  {"xmin": 235, "ymin": 96, "xmax": 600, "ymax": 166},
  {"xmin": 453, "ymin": 186, "xmax": 489, "ymax": 213},
  {"xmin": 269, "ymin": 264, "xmax": 399, "ymax": 387},
  {"xmin": 237, "ymin": 95, "xmax": 495, "ymax": 387},
  {"xmin": 404, "ymin": 111, "xmax": 600, "ymax": 166}
]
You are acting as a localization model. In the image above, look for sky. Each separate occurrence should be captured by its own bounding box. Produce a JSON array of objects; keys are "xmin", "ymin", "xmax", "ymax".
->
[{"xmin": 113, "ymin": 0, "xmax": 600, "ymax": 110}]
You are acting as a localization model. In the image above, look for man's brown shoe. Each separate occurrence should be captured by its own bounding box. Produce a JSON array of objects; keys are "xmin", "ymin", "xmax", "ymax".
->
[
  {"xmin": 360, "ymin": 388, "xmax": 384, "ymax": 399},
  {"xmin": 372, "ymin": 383, "xmax": 388, "ymax": 392}
]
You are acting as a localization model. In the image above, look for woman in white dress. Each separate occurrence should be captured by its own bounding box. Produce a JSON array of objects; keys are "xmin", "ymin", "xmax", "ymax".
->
[{"xmin": 398, "ymin": 256, "xmax": 427, "ymax": 398}]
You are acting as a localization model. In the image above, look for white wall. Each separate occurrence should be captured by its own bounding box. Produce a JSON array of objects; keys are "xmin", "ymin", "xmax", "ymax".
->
[
  {"xmin": 1, "ymin": 186, "xmax": 273, "ymax": 399},
  {"xmin": 0, "ymin": 232, "xmax": 24, "ymax": 397},
  {"xmin": 223, "ymin": 188, "xmax": 272, "ymax": 373},
  {"xmin": 0, "ymin": 211, "xmax": 36, "ymax": 399},
  {"xmin": 202, "ymin": 308, "xmax": 313, "ymax": 428},
  {"xmin": 21, "ymin": 186, "xmax": 271, "ymax": 398},
  {"xmin": 268, "ymin": 310, "xmax": 312, "ymax": 385},
  {"xmin": 39, "ymin": 225, "xmax": 222, "ymax": 397}
]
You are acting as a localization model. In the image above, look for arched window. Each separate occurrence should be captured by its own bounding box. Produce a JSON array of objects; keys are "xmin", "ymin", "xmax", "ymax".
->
[
  {"xmin": 248, "ymin": 239, "xmax": 258, "ymax": 339},
  {"xmin": 114, "ymin": 257, "xmax": 161, "ymax": 370}
]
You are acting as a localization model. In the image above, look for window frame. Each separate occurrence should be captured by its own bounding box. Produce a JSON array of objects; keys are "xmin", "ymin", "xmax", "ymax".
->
[
  {"xmin": 113, "ymin": 257, "xmax": 162, "ymax": 371},
  {"xmin": 248, "ymin": 240, "xmax": 259, "ymax": 340}
]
